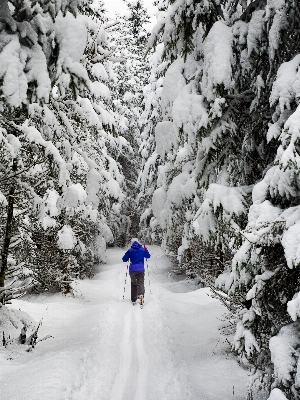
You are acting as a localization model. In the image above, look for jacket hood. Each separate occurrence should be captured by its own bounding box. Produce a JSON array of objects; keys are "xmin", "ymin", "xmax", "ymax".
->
[{"xmin": 131, "ymin": 241, "xmax": 142, "ymax": 249}]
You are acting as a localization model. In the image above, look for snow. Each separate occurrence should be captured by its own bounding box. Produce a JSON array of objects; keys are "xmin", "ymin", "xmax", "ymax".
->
[
  {"xmin": 57, "ymin": 225, "xmax": 76, "ymax": 250},
  {"xmin": 78, "ymin": 97, "xmax": 102, "ymax": 128},
  {"xmin": 44, "ymin": 189, "xmax": 60, "ymax": 217},
  {"xmin": 103, "ymin": 173, "xmax": 123, "ymax": 200},
  {"xmin": 251, "ymin": 184, "xmax": 300, "ymax": 269},
  {"xmin": 86, "ymin": 168, "xmax": 102, "ymax": 207},
  {"xmin": 0, "ymin": 190, "xmax": 7, "ymax": 206},
  {"xmin": 268, "ymin": 388, "xmax": 288, "ymax": 400},
  {"xmin": 7, "ymin": 133, "xmax": 21, "ymax": 157},
  {"xmin": 233, "ymin": 322, "xmax": 260, "ymax": 357},
  {"xmin": 91, "ymin": 63, "xmax": 109, "ymax": 81},
  {"xmin": 152, "ymin": 186, "xmax": 167, "ymax": 228},
  {"xmin": 40, "ymin": 215, "xmax": 57, "ymax": 230},
  {"xmin": 26, "ymin": 43, "xmax": 51, "ymax": 102},
  {"xmin": 269, "ymin": 321, "xmax": 300, "ymax": 387},
  {"xmin": 24, "ymin": 126, "xmax": 64, "ymax": 165},
  {"xmin": 172, "ymin": 85, "xmax": 209, "ymax": 138},
  {"xmin": 161, "ymin": 58, "xmax": 186, "ymax": 116},
  {"xmin": 90, "ymin": 81, "xmax": 111, "ymax": 99},
  {"xmin": 277, "ymin": 103, "xmax": 300, "ymax": 169},
  {"xmin": 1, "ymin": 247, "xmax": 249, "ymax": 399},
  {"xmin": 39, "ymin": 189, "xmax": 61, "ymax": 229},
  {"xmin": 246, "ymin": 269, "xmax": 277, "ymax": 301},
  {"xmin": 248, "ymin": 200, "xmax": 281, "ymax": 227},
  {"xmin": 63, "ymin": 183, "xmax": 87, "ymax": 208},
  {"xmin": 282, "ymin": 220, "xmax": 300, "ymax": 269},
  {"xmin": 167, "ymin": 169, "xmax": 196, "ymax": 207},
  {"xmin": 193, "ymin": 184, "xmax": 247, "ymax": 240},
  {"xmin": 202, "ymin": 21, "xmax": 233, "ymax": 102},
  {"xmin": 252, "ymin": 175, "xmax": 271, "ymax": 204},
  {"xmin": 268, "ymin": 7, "xmax": 283, "ymax": 61},
  {"xmin": 54, "ymin": 12, "xmax": 87, "ymax": 65},
  {"xmin": 0, "ymin": 11, "xmax": 89, "ymax": 109},
  {"xmin": 247, "ymin": 10, "xmax": 264, "ymax": 56},
  {"xmin": 204, "ymin": 184, "xmax": 246, "ymax": 215},
  {"xmin": 270, "ymin": 54, "xmax": 300, "ymax": 112},
  {"xmin": 193, "ymin": 197, "xmax": 217, "ymax": 242},
  {"xmin": 0, "ymin": 35, "xmax": 28, "ymax": 107},
  {"xmin": 287, "ymin": 292, "xmax": 300, "ymax": 321},
  {"xmin": 155, "ymin": 121, "xmax": 177, "ymax": 158},
  {"xmin": 93, "ymin": 103, "xmax": 116, "ymax": 128}
]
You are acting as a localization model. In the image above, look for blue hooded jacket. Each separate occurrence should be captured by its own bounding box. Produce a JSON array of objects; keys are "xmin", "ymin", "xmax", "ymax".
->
[{"xmin": 122, "ymin": 241, "xmax": 151, "ymax": 272}]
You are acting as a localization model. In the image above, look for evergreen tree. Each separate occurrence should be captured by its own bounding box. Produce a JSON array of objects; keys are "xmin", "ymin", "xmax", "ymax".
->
[
  {"xmin": 107, "ymin": 0, "xmax": 150, "ymax": 245},
  {"xmin": 139, "ymin": 0, "xmax": 300, "ymax": 397},
  {"xmin": 0, "ymin": 0, "xmax": 125, "ymax": 300},
  {"xmin": 216, "ymin": 2, "xmax": 300, "ymax": 398},
  {"xmin": 137, "ymin": 41, "xmax": 165, "ymax": 244}
]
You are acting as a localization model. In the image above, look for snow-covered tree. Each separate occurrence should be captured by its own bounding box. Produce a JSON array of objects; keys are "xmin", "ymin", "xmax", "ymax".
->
[
  {"xmin": 139, "ymin": 0, "xmax": 300, "ymax": 398},
  {"xmin": 136, "ymin": 40, "xmax": 165, "ymax": 244},
  {"xmin": 139, "ymin": 0, "xmax": 251, "ymax": 259},
  {"xmin": 0, "ymin": 0, "xmax": 126, "ymax": 300},
  {"xmin": 215, "ymin": 2, "xmax": 300, "ymax": 398},
  {"xmin": 107, "ymin": 0, "xmax": 150, "ymax": 245}
]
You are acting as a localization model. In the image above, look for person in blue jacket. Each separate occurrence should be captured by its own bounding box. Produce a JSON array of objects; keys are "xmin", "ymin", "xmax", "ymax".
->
[{"xmin": 122, "ymin": 238, "xmax": 151, "ymax": 304}]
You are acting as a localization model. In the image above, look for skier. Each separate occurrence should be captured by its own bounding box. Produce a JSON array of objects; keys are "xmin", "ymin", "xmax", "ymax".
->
[{"xmin": 122, "ymin": 238, "xmax": 150, "ymax": 306}]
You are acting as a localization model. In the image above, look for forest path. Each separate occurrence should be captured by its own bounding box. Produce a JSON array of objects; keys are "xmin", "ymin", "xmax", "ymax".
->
[{"xmin": 1, "ymin": 246, "xmax": 249, "ymax": 399}]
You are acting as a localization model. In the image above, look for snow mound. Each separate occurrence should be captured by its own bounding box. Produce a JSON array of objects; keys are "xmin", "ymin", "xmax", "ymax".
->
[
  {"xmin": 268, "ymin": 389, "xmax": 288, "ymax": 400},
  {"xmin": 0, "ymin": 305, "xmax": 34, "ymax": 343}
]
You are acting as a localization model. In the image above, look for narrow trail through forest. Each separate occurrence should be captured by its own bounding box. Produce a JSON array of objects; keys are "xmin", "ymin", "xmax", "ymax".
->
[{"xmin": 1, "ymin": 246, "xmax": 249, "ymax": 399}]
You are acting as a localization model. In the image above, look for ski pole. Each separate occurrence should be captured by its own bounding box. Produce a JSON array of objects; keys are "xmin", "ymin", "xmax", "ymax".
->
[
  {"xmin": 123, "ymin": 263, "xmax": 129, "ymax": 300},
  {"xmin": 146, "ymin": 259, "xmax": 152, "ymax": 294}
]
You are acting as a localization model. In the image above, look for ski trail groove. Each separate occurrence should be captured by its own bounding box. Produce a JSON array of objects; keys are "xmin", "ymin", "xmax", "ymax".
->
[
  {"xmin": 134, "ymin": 310, "xmax": 148, "ymax": 400},
  {"xmin": 111, "ymin": 306, "xmax": 133, "ymax": 400}
]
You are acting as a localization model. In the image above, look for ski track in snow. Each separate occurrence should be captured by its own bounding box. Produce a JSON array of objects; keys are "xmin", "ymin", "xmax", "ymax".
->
[
  {"xmin": 111, "ymin": 306, "xmax": 133, "ymax": 400},
  {"xmin": 135, "ymin": 312, "xmax": 148, "ymax": 400},
  {"xmin": 1, "ymin": 246, "xmax": 249, "ymax": 400}
]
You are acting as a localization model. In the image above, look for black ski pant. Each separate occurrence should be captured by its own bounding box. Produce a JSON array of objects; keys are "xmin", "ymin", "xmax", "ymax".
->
[{"xmin": 129, "ymin": 271, "xmax": 145, "ymax": 302}]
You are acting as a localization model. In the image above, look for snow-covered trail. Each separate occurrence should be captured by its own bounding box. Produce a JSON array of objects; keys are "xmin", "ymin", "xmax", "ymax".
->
[{"xmin": 1, "ymin": 246, "xmax": 249, "ymax": 399}]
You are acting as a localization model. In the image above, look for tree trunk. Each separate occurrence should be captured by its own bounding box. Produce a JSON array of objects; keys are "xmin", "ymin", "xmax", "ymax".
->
[{"xmin": 0, "ymin": 159, "xmax": 17, "ymax": 304}]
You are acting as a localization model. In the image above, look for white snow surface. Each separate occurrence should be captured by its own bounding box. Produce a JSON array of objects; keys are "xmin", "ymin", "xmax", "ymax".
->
[
  {"xmin": 268, "ymin": 388, "xmax": 288, "ymax": 400},
  {"xmin": 1, "ymin": 247, "xmax": 248, "ymax": 399}
]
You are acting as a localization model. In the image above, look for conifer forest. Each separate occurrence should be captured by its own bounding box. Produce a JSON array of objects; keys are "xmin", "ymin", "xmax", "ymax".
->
[{"xmin": 1, "ymin": 1, "xmax": 300, "ymax": 399}]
